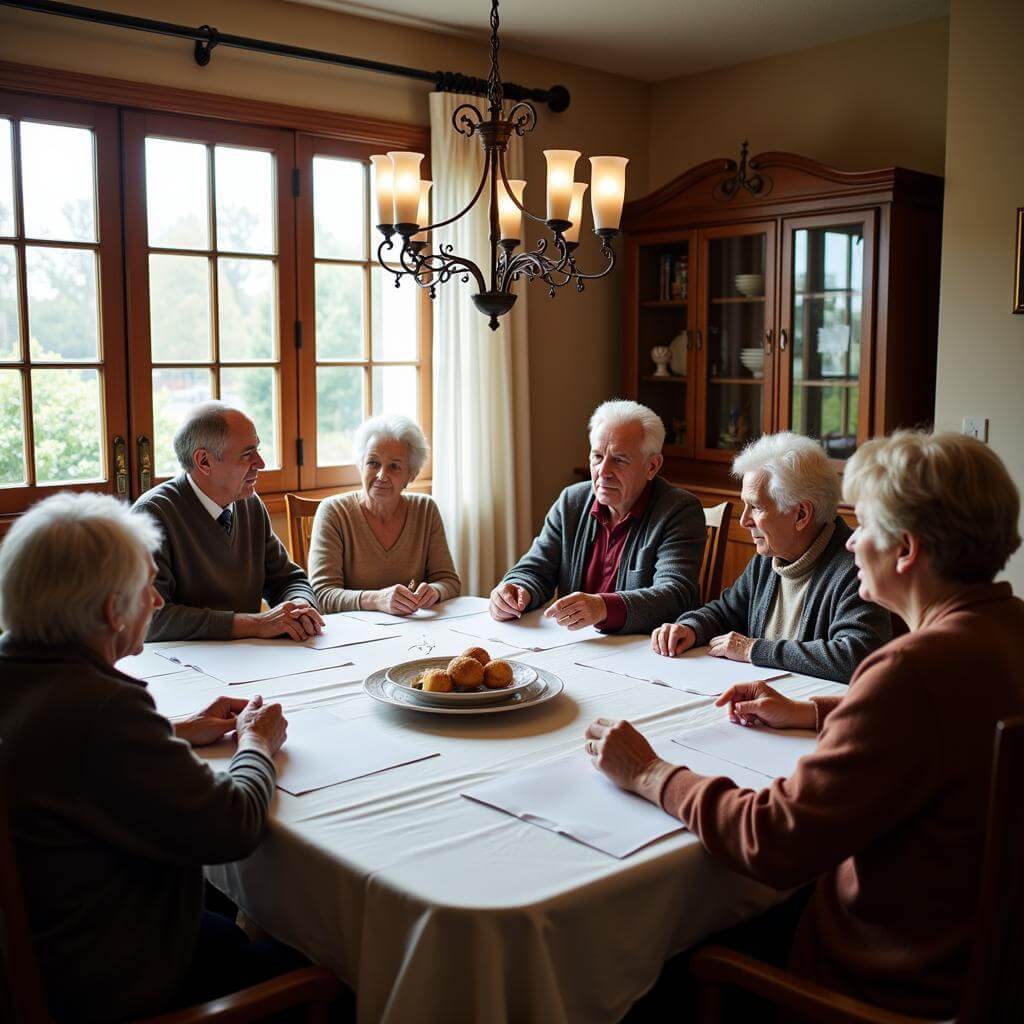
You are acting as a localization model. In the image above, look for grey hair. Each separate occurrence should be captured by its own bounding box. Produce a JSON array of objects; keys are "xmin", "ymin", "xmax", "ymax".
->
[
  {"xmin": 0, "ymin": 491, "xmax": 163, "ymax": 645},
  {"xmin": 354, "ymin": 415, "xmax": 430, "ymax": 480},
  {"xmin": 732, "ymin": 432, "xmax": 841, "ymax": 524},
  {"xmin": 589, "ymin": 399, "xmax": 666, "ymax": 457},
  {"xmin": 173, "ymin": 401, "xmax": 234, "ymax": 473}
]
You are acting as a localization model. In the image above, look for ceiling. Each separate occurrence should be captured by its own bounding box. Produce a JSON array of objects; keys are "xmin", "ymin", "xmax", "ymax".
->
[{"xmin": 284, "ymin": 0, "xmax": 949, "ymax": 83}]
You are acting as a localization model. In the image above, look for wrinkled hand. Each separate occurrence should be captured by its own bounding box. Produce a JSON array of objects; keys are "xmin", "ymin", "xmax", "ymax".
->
[
  {"xmin": 289, "ymin": 598, "xmax": 325, "ymax": 638},
  {"xmin": 249, "ymin": 600, "xmax": 324, "ymax": 641},
  {"xmin": 651, "ymin": 622, "xmax": 697, "ymax": 657},
  {"xmin": 715, "ymin": 681, "xmax": 817, "ymax": 730},
  {"xmin": 544, "ymin": 592, "xmax": 606, "ymax": 630},
  {"xmin": 707, "ymin": 631, "xmax": 755, "ymax": 663},
  {"xmin": 413, "ymin": 583, "xmax": 440, "ymax": 609},
  {"xmin": 174, "ymin": 696, "xmax": 249, "ymax": 747},
  {"xmin": 489, "ymin": 582, "xmax": 530, "ymax": 621},
  {"xmin": 584, "ymin": 718, "xmax": 677, "ymax": 805},
  {"xmin": 372, "ymin": 584, "xmax": 421, "ymax": 616},
  {"xmin": 235, "ymin": 695, "xmax": 288, "ymax": 758}
]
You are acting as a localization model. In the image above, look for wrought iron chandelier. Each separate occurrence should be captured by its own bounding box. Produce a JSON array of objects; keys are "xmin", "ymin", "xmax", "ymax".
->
[{"xmin": 369, "ymin": 0, "xmax": 628, "ymax": 330}]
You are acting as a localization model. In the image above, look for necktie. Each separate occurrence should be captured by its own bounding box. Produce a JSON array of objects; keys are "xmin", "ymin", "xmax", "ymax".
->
[{"xmin": 217, "ymin": 507, "xmax": 233, "ymax": 533}]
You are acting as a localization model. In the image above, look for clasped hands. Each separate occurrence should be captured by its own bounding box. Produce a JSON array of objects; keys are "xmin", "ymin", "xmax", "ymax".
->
[
  {"xmin": 365, "ymin": 581, "xmax": 439, "ymax": 616},
  {"xmin": 237, "ymin": 599, "xmax": 325, "ymax": 641},
  {"xmin": 173, "ymin": 694, "xmax": 288, "ymax": 757},
  {"xmin": 489, "ymin": 583, "xmax": 607, "ymax": 630}
]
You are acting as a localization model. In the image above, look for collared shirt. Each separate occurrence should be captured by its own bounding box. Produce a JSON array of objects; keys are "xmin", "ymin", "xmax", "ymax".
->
[
  {"xmin": 186, "ymin": 472, "xmax": 230, "ymax": 521},
  {"xmin": 583, "ymin": 481, "xmax": 653, "ymax": 632}
]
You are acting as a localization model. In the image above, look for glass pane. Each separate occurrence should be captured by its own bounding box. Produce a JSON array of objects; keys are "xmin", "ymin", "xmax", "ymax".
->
[
  {"xmin": 371, "ymin": 267, "xmax": 417, "ymax": 360},
  {"xmin": 145, "ymin": 137, "xmax": 209, "ymax": 250},
  {"xmin": 316, "ymin": 365, "xmax": 364, "ymax": 465},
  {"xmin": 0, "ymin": 370, "xmax": 27, "ymax": 485},
  {"xmin": 316, "ymin": 263, "xmax": 364, "ymax": 359},
  {"xmin": 0, "ymin": 245, "xmax": 19, "ymax": 360},
  {"xmin": 313, "ymin": 157, "xmax": 366, "ymax": 260},
  {"xmin": 31, "ymin": 368, "xmax": 103, "ymax": 483},
  {"xmin": 218, "ymin": 258, "xmax": 276, "ymax": 361},
  {"xmin": 215, "ymin": 146, "xmax": 275, "ymax": 255},
  {"xmin": 372, "ymin": 365, "xmax": 417, "ymax": 419},
  {"xmin": 221, "ymin": 366, "xmax": 278, "ymax": 469},
  {"xmin": 149, "ymin": 254, "xmax": 212, "ymax": 362},
  {"xmin": 26, "ymin": 247, "xmax": 99, "ymax": 361},
  {"xmin": 0, "ymin": 119, "xmax": 14, "ymax": 237},
  {"xmin": 705, "ymin": 233, "xmax": 766, "ymax": 451},
  {"xmin": 20, "ymin": 122, "xmax": 96, "ymax": 242},
  {"xmin": 791, "ymin": 225, "xmax": 864, "ymax": 461},
  {"xmin": 152, "ymin": 367, "xmax": 213, "ymax": 477}
]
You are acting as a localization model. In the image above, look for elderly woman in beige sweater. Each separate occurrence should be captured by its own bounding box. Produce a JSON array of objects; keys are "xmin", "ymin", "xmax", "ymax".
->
[{"xmin": 308, "ymin": 414, "xmax": 461, "ymax": 614}]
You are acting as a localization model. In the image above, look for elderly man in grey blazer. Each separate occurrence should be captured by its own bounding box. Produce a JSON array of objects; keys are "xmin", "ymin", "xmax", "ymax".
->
[
  {"xmin": 652, "ymin": 432, "xmax": 891, "ymax": 682},
  {"xmin": 490, "ymin": 399, "xmax": 706, "ymax": 634}
]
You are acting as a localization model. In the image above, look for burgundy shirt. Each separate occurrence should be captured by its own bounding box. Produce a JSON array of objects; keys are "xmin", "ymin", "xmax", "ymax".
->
[{"xmin": 583, "ymin": 482, "xmax": 653, "ymax": 632}]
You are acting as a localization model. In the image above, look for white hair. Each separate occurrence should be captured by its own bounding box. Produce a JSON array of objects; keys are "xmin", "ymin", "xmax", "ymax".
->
[
  {"xmin": 353, "ymin": 415, "xmax": 430, "ymax": 480},
  {"xmin": 732, "ymin": 432, "xmax": 841, "ymax": 525},
  {"xmin": 0, "ymin": 492, "xmax": 162, "ymax": 645},
  {"xmin": 589, "ymin": 400, "xmax": 666, "ymax": 457}
]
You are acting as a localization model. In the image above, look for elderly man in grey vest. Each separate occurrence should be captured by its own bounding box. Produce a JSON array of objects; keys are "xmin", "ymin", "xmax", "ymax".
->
[
  {"xmin": 133, "ymin": 402, "xmax": 322, "ymax": 642},
  {"xmin": 652, "ymin": 432, "xmax": 891, "ymax": 682},
  {"xmin": 490, "ymin": 399, "xmax": 706, "ymax": 634}
]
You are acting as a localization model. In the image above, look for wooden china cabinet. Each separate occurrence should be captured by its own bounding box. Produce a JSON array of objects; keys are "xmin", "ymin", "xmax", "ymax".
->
[{"xmin": 621, "ymin": 147, "xmax": 943, "ymax": 587}]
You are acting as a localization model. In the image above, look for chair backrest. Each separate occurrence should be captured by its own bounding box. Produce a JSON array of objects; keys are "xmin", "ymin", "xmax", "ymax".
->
[
  {"xmin": 699, "ymin": 501, "xmax": 733, "ymax": 604},
  {"xmin": 0, "ymin": 783, "xmax": 52, "ymax": 1023},
  {"xmin": 285, "ymin": 494, "xmax": 322, "ymax": 573},
  {"xmin": 957, "ymin": 716, "xmax": 1024, "ymax": 1024}
]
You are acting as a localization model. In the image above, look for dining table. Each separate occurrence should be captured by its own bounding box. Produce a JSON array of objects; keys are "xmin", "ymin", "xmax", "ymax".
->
[{"xmin": 138, "ymin": 612, "xmax": 843, "ymax": 1024}]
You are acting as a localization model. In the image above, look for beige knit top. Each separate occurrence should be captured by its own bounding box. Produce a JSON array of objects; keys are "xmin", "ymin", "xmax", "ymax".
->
[
  {"xmin": 308, "ymin": 492, "xmax": 461, "ymax": 613},
  {"xmin": 762, "ymin": 520, "xmax": 836, "ymax": 642}
]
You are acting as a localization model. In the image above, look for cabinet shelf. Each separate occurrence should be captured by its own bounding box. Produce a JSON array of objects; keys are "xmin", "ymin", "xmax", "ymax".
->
[
  {"xmin": 710, "ymin": 296, "xmax": 764, "ymax": 304},
  {"xmin": 641, "ymin": 299, "xmax": 688, "ymax": 308},
  {"xmin": 709, "ymin": 377, "xmax": 763, "ymax": 385},
  {"xmin": 641, "ymin": 375, "xmax": 688, "ymax": 384}
]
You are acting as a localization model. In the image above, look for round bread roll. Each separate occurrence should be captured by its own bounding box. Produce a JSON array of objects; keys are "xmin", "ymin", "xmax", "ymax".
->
[
  {"xmin": 460, "ymin": 646, "xmax": 491, "ymax": 668},
  {"xmin": 447, "ymin": 655, "xmax": 484, "ymax": 691},
  {"xmin": 483, "ymin": 659, "xmax": 514, "ymax": 689},
  {"xmin": 420, "ymin": 669, "xmax": 453, "ymax": 693}
]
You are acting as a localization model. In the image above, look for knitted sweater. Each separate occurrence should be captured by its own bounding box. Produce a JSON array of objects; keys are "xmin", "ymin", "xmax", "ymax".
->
[{"xmin": 133, "ymin": 475, "xmax": 316, "ymax": 641}]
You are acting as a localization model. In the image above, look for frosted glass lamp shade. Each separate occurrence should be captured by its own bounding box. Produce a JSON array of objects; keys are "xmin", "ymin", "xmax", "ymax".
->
[
  {"xmin": 387, "ymin": 151, "xmax": 425, "ymax": 225},
  {"xmin": 589, "ymin": 156, "xmax": 628, "ymax": 231},
  {"xmin": 543, "ymin": 149, "xmax": 580, "ymax": 222}
]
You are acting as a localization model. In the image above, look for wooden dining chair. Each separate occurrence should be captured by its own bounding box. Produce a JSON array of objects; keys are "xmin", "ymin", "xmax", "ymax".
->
[
  {"xmin": 285, "ymin": 493, "xmax": 322, "ymax": 572},
  {"xmin": 0, "ymin": 787, "xmax": 343, "ymax": 1023},
  {"xmin": 691, "ymin": 716, "xmax": 1024, "ymax": 1024},
  {"xmin": 699, "ymin": 502, "xmax": 733, "ymax": 604}
]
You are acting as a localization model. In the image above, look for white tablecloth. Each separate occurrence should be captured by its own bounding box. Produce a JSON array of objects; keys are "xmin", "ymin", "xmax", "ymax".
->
[{"xmin": 145, "ymin": 620, "xmax": 843, "ymax": 1024}]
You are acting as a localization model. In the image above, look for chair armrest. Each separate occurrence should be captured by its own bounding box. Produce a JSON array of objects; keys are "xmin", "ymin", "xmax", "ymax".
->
[
  {"xmin": 691, "ymin": 946, "xmax": 942, "ymax": 1024},
  {"xmin": 142, "ymin": 965, "xmax": 343, "ymax": 1024}
]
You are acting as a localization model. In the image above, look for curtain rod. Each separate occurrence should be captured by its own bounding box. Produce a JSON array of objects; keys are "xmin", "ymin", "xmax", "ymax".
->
[{"xmin": 2, "ymin": 0, "xmax": 572, "ymax": 112}]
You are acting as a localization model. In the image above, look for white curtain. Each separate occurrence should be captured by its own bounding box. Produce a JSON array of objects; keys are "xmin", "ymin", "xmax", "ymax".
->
[{"xmin": 429, "ymin": 92, "xmax": 532, "ymax": 596}]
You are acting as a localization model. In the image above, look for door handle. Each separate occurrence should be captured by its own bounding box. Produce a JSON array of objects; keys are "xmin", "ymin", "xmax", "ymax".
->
[
  {"xmin": 112, "ymin": 435, "xmax": 128, "ymax": 499},
  {"xmin": 764, "ymin": 329, "xmax": 773, "ymax": 355},
  {"xmin": 695, "ymin": 329, "xmax": 703, "ymax": 351},
  {"xmin": 780, "ymin": 328, "xmax": 789, "ymax": 352},
  {"xmin": 137, "ymin": 435, "xmax": 153, "ymax": 493}
]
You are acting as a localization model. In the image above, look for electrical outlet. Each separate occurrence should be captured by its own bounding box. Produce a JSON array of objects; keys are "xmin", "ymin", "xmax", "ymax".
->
[{"xmin": 961, "ymin": 417, "xmax": 989, "ymax": 442}]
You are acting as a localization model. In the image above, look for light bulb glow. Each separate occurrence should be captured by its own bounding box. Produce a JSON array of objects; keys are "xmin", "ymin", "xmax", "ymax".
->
[
  {"xmin": 543, "ymin": 149, "xmax": 580, "ymax": 222},
  {"xmin": 564, "ymin": 183, "xmax": 588, "ymax": 244},
  {"xmin": 369, "ymin": 155, "xmax": 395, "ymax": 227},
  {"xmin": 411, "ymin": 180, "xmax": 432, "ymax": 242},
  {"xmin": 498, "ymin": 178, "xmax": 527, "ymax": 241},
  {"xmin": 387, "ymin": 151, "xmax": 425, "ymax": 225},
  {"xmin": 589, "ymin": 156, "xmax": 628, "ymax": 231}
]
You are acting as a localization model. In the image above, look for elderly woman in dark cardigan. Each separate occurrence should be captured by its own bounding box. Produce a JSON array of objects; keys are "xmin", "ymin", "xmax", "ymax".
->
[{"xmin": 651, "ymin": 431, "xmax": 891, "ymax": 682}]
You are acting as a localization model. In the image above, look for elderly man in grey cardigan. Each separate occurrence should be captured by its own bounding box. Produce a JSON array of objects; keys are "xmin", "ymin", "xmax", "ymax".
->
[
  {"xmin": 490, "ymin": 400, "xmax": 705, "ymax": 634},
  {"xmin": 652, "ymin": 432, "xmax": 891, "ymax": 682}
]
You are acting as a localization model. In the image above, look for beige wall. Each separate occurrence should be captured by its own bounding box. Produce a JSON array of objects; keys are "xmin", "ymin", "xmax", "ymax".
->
[
  {"xmin": 648, "ymin": 17, "xmax": 949, "ymax": 188},
  {"xmin": 934, "ymin": 0, "xmax": 1024, "ymax": 590},
  {"xmin": 0, "ymin": 0, "xmax": 651, "ymax": 528}
]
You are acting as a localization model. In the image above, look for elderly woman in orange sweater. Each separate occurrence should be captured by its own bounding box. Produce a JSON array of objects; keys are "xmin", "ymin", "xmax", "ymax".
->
[{"xmin": 586, "ymin": 430, "xmax": 1024, "ymax": 1019}]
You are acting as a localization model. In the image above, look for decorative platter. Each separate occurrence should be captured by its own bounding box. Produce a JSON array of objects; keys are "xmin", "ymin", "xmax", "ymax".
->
[{"xmin": 384, "ymin": 655, "xmax": 537, "ymax": 706}]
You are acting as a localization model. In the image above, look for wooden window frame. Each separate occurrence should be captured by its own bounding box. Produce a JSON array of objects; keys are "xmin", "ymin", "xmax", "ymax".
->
[{"xmin": 0, "ymin": 90, "xmax": 128, "ymax": 516}]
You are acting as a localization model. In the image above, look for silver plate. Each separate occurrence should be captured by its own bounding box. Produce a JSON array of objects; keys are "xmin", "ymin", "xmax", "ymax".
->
[
  {"xmin": 384, "ymin": 655, "xmax": 537, "ymax": 706},
  {"xmin": 362, "ymin": 665, "xmax": 564, "ymax": 716}
]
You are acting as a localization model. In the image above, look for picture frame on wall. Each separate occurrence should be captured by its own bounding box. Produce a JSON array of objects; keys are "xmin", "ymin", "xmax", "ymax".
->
[{"xmin": 1015, "ymin": 207, "xmax": 1024, "ymax": 315}]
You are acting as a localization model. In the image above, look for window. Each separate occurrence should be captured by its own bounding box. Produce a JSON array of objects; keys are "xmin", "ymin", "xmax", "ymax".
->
[{"xmin": 0, "ymin": 94, "xmax": 127, "ymax": 515}]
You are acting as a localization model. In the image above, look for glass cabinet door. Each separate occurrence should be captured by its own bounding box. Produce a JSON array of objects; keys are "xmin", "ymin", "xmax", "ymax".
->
[
  {"xmin": 780, "ymin": 212, "xmax": 875, "ymax": 461},
  {"xmin": 696, "ymin": 222, "xmax": 775, "ymax": 460}
]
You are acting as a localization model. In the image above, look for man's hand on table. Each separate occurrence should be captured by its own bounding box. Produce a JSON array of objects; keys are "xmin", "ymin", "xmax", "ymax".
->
[
  {"xmin": 174, "ymin": 696, "xmax": 250, "ymax": 747},
  {"xmin": 233, "ymin": 599, "xmax": 325, "ymax": 641},
  {"xmin": 544, "ymin": 592, "xmax": 606, "ymax": 630},
  {"xmin": 490, "ymin": 582, "xmax": 530, "ymax": 620},
  {"xmin": 584, "ymin": 718, "xmax": 678, "ymax": 807},
  {"xmin": 716, "ymin": 682, "xmax": 816, "ymax": 730},
  {"xmin": 651, "ymin": 622, "xmax": 697, "ymax": 656},
  {"xmin": 235, "ymin": 695, "xmax": 288, "ymax": 759},
  {"xmin": 707, "ymin": 630, "xmax": 755, "ymax": 663}
]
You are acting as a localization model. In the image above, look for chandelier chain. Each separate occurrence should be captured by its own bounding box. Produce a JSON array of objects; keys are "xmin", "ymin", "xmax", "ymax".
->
[{"xmin": 486, "ymin": 0, "xmax": 503, "ymax": 113}]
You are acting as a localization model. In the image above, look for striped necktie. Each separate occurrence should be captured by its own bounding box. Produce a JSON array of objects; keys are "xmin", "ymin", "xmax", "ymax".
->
[{"xmin": 217, "ymin": 507, "xmax": 233, "ymax": 532}]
